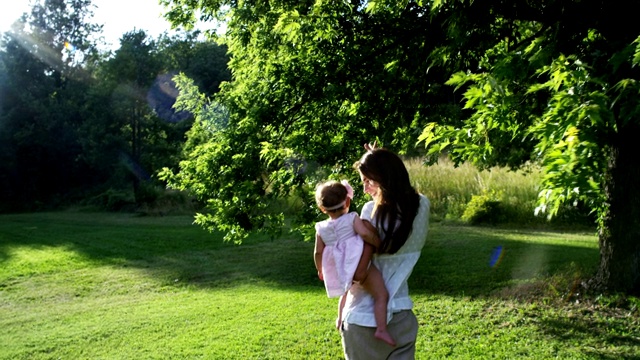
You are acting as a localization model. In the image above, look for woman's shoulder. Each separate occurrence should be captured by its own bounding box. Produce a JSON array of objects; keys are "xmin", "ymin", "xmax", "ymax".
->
[
  {"xmin": 360, "ymin": 201, "xmax": 375, "ymax": 220},
  {"xmin": 418, "ymin": 193, "xmax": 431, "ymax": 210},
  {"xmin": 410, "ymin": 194, "xmax": 430, "ymax": 235}
]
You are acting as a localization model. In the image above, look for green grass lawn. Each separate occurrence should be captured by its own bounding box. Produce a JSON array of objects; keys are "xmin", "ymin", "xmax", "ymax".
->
[{"xmin": 1, "ymin": 212, "xmax": 638, "ymax": 359}]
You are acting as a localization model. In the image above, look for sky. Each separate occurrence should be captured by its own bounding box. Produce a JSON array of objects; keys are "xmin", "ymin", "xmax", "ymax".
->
[{"xmin": 0, "ymin": 0, "xmax": 191, "ymax": 49}]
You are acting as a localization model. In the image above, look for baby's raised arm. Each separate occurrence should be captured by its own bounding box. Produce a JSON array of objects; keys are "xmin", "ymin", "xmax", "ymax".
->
[
  {"xmin": 353, "ymin": 218, "xmax": 378, "ymax": 283},
  {"xmin": 353, "ymin": 215, "xmax": 380, "ymax": 248}
]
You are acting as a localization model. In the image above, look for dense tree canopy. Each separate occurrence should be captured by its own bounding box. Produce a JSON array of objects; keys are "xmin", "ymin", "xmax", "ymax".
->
[
  {"xmin": 0, "ymin": 0, "xmax": 100, "ymax": 210},
  {"xmin": 0, "ymin": 0, "xmax": 230, "ymax": 212},
  {"xmin": 160, "ymin": 0, "xmax": 640, "ymax": 293}
]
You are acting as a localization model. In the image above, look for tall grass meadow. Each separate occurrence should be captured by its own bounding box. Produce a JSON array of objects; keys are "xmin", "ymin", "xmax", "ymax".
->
[{"xmin": 407, "ymin": 157, "xmax": 591, "ymax": 227}]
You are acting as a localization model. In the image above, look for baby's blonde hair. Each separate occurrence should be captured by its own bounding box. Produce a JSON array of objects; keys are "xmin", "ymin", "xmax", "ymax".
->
[{"xmin": 315, "ymin": 181, "xmax": 348, "ymax": 211}]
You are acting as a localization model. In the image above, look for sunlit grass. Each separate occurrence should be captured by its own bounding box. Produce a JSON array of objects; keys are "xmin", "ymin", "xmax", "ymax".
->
[{"xmin": 1, "ymin": 212, "xmax": 638, "ymax": 359}]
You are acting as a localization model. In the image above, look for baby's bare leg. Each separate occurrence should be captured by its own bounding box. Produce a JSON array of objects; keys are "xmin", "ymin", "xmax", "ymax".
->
[{"xmin": 361, "ymin": 265, "xmax": 396, "ymax": 347}]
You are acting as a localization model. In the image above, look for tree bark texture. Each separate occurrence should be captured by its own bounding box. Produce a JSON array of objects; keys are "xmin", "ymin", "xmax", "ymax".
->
[{"xmin": 596, "ymin": 123, "xmax": 640, "ymax": 293}]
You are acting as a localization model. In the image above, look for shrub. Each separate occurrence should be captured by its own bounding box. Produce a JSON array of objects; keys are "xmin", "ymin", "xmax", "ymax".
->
[
  {"xmin": 461, "ymin": 191, "xmax": 504, "ymax": 225},
  {"xmin": 137, "ymin": 188, "xmax": 200, "ymax": 216},
  {"xmin": 136, "ymin": 181, "xmax": 163, "ymax": 205},
  {"xmin": 89, "ymin": 188, "xmax": 136, "ymax": 211}
]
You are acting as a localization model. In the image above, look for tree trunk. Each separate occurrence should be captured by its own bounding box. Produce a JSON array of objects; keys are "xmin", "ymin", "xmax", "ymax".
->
[
  {"xmin": 131, "ymin": 105, "xmax": 141, "ymax": 204},
  {"xmin": 594, "ymin": 123, "xmax": 640, "ymax": 294}
]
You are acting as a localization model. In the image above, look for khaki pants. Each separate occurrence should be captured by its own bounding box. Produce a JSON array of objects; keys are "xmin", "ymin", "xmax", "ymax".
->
[{"xmin": 341, "ymin": 310, "xmax": 418, "ymax": 360}]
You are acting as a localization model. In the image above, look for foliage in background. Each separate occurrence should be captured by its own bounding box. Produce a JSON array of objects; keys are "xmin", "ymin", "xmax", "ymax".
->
[
  {"xmin": 0, "ymin": 0, "xmax": 231, "ymax": 213},
  {"xmin": 0, "ymin": 0, "xmax": 101, "ymax": 211}
]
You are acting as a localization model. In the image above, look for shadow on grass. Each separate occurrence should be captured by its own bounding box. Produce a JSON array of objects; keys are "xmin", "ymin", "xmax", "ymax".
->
[
  {"xmin": 0, "ymin": 212, "xmax": 320, "ymax": 290},
  {"xmin": 0, "ymin": 212, "xmax": 600, "ymax": 293},
  {"xmin": 538, "ymin": 315, "xmax": 640, "ymax": 358},
  {"xmin": 410, "ymin": 224, "xmax": 600, "ymax": 298},
  {"xmin": 2, "ymin": 212, "xmax": 638, "ymax": 356}
]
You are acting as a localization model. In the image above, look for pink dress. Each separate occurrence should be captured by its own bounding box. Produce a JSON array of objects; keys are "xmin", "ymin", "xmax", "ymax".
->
[{"xmin": 315, "ymin": 212, "xmax": 364, "ymax": 298}]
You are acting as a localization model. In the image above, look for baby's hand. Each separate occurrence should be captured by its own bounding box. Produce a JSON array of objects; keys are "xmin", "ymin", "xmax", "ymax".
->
[{"xmin": 364, "ymin": 141, "xmax": 378, "ymax": 152}]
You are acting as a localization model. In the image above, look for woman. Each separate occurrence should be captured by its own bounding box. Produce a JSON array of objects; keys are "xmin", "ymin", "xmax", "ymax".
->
[{"xmin": 340, "ymin": 145, "xmax": 430, "ymax": 359}]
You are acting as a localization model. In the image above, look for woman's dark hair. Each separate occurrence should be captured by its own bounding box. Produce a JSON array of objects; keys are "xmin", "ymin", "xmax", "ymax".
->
[{"xmin": 355, "ymin": 148, "xmax": 419, "ymax": 254}]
